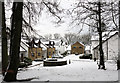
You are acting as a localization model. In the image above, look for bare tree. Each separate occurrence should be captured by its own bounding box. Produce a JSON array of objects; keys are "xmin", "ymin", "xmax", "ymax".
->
[
  {"xmin": 44, "ymin": 34, "xmax": 52, "ymax": 40},
  {"xmin": 2, "ymin": 2, "xmax": 8, "ymax": 76},
  {"xmin": 2, "ymin": 0, "xmax": 63, "ymax": 82},
  {"xmin": 68, "ymin": 1, "xmax": 119, "ymax": 69},
  {"xmin": 54, "ymin": 33, "xmax": 61, "ymax": 39},
  {"xmin": 80, "ymin": 34, "xmax": 91, "ymax": 45},
  {"xmin": 110, "ymin": 1, "xmax": 118, "ymax": 30},
  {"xmin": 22, "ymin": 0, "xmax": 62, "ymax": 39},
  {"xmin": 118, "ymin": 0, "xmax": 120, "ymax": 70},
  {"xmin": 64, "ymin": 33, "xmax": 75, "ymax": 45},
  {"xmin": 64, "ymin": 32, "xmax": 91, "ymax": 45},
  {"xmin": 64, "ymin": 33, "xmax": 81, "ymax": 45},
  {"xmin": 97, "ymin": 2, "xmax": 105, "ymax": 69},
  {"xmin": 3, "ymin": 1, "xmax": 23, "ymax": 81},
  {"xmin": 4, "ymin": 0, "xmax": 63, "ymax": 40}
]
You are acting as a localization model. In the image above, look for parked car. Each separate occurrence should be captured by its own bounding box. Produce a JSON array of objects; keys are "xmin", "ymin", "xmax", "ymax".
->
[{"xmin": 79, "ymin": 54, "xmax": 92, "ymax": 59}]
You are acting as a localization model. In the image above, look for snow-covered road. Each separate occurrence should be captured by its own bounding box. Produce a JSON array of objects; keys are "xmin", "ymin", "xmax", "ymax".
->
[{"xmin": 16, "ymin": 54, "xmax": 118, "ymax": 81}]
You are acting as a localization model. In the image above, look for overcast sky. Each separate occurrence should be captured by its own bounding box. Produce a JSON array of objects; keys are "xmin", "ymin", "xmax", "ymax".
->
[
  {"xmin": 5, "ymin": 0, "xmax": 90, "ymax": 37},
  {"xmin": 4, "ymin": 0, "xmax": 117, "ymax": 38},
  {"xmin": 33, "ymin": 0, "xmax": 89, "ymax": 37}
]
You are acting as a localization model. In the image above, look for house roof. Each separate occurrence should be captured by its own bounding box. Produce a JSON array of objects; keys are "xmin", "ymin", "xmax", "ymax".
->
[
  {"xmin": 91, "ymin": 31, "xmax": 118, "ymax": 41},
  {"xmin": 21, "ymin": 41, "xmax": 29, "ymax": 47},
  {"xmin": 71, "ymin": 41, "xmax": 84, "ymax": 46},
  {"xmin": 93, "ymin": 31, "xmax": 118, "ymax": 50},
  {"xmin": 41, "ymin": 44, "xmax": 47, "ymax": 50},
  {"xmin": 20, "ymin": 45, "xmax": 27, "ymax": 52},
  {"xmin": 20, "ymin": 40, "xmax": 29, "ymax": 52}
]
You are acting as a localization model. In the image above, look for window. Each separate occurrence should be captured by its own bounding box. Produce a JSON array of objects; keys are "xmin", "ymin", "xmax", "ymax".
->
[
  {"xmin": 38, "ymin": 53, "xmax": 40, "ymax": 56},
  {"xmin": 31, "ymin": 53, "xmax": 34, "ymax": 57},
  {"xmin": 73, "ymin": 47, "xmax": 76, "ymax": 48},
  {"xmin": 79, "ymin": 47, "xmax": 82, "ymax": 48},
  {"xmin": 49, "ymin": 52, "xmax": 51, "ymax": 55}
]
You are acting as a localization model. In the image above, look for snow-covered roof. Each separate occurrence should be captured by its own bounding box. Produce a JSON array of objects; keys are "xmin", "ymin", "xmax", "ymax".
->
[
  {"xmin": 62, "ymin": 42, "xmax": 66, "ymax": 45},
  {"xmin": 71, "ymin": 41, "xmax": 84, "ymax": 46},
  {"xmin": 91, "ymin": 35, "xmax": 99, "ymax": 41},
  {"xmin": 91, "ymin": 31, "xmax": 118, "ymax": 41},
  {"xmin": 54, "ymin": 46, "xmax": 59, "ymax": 50},
  {"xmin": 20, "ymin": 40, "xmax": 29, "ymax": 52},
  {"xmin": 66, "ymin": 45, "xmax": 71, "ymax": 50},
  {"xmin": 20, "ymin": 46, "xmax": 27, "ymax": 52},
  {"xmin": 93, "ymin": 31, "xmax": 118, "ymax": 49},
  {"xmin": 41, "ymin": 44, "xmax": 47, "ymax": 50},
  {"xmin": 21, "ymin": 41, "xmax": 29, "ymax": 47},
  {"xmin": 41, "ymin": 41, "xmax": 49, "ymax": 45},
  {"xmin": 102, "ymin": 31, "xmax": 118, "ymax": 38},
  {"xmin": 91, "ymin": 35, "xmax": 107, "ymax": 41},
  {"xmin": 41, "ymin": 39, "xmax": 61, "ymax": 46},
  {"xmin": 85, "ymin": 45, "xmax": 91, "ymax": 51}
]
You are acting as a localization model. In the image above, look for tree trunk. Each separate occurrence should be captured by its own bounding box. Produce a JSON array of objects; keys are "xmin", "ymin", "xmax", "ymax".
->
[
  {"xmin": 2, "ymin": 2, "xmax": 8, "ymax": 76},
  {"xmin": 98, "ymin": 2, "xmax": 105, "ymax": 69},
  {"xmin": 3, "ymin": 1, "xmax": 23, "ymax": 82},
  {"xmin": 118, "ymin": 0, "xmax": 120, "ymax": 70}
]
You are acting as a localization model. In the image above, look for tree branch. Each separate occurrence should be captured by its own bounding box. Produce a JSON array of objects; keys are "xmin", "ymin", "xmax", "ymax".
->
[{"xmin": 43, "ymin": 1, "xmax": 61, "ymax": 23}]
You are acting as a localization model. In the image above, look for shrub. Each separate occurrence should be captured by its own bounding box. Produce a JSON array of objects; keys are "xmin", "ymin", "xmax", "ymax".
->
[
  {"xmin": 61, "ymin": 51, "xmax": 67, "ymax": 57},
  {"xmin": 19, "ymin": 62, "xmax": 27, "ymax": 68},
  {"xmin": 23, "ymin": 57, "xmax": 32, "ymax": 63},
  {"xmin": 19, "ymin": 57, "xmax": 32, "ymax": 68}
]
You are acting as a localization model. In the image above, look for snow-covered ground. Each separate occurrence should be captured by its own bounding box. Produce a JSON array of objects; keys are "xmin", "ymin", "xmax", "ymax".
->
[{"xmin": 0, "ymin": 54, "xmax": 118, "ymax": 82}]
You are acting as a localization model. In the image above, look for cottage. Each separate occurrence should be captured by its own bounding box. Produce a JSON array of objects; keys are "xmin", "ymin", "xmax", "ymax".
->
[
  {"xmin": 91, "ymin": 35, "xmax": 99, "ymax": 56},
  {"xmin": 0, "ymin": 37, "xmax": 29, "ymax": 61},
  {"xmin": 47, "ymin": 47, "xmax": 55, "ymax": 58},
  {"xmin": 20, "ymin": 42, "xmax": 28, "ymax": 62},
  {"xmin": 46, "ymin": 41, "xmax": 55, "ymax": 58},
  {"xmin": 71, "ymin": 41, "xmax": 84, "ymax": 54},
  {"xmin": 27, "ymin": 39, "xmax": 43, "ymax": 60},
  {"xmin": 93, "ymin": 31, "xmax": 118, "ymax": 60},
  {"xmin": 85, "ymin": 45, "xmax": 91, "ymax": 54},
  {"xmin": 57, "ymin": 41, "xmax": 68, "ymax": 54},
  {"xmin": 91, "ymin": 31, "xmax": 118, "ymax": 59},
  {"xmin": 27, "ymin": 38, "xmax": 68, "ymax": 59},
  {"xmin": 28, "ymin": 47, "xmax": 42, "ymax": 60},
  {"xmin": 66, "ymin": 45, "xmax": 71, "ymax": 54},
  {"xmin": 20, "ymin": 41, "xmax": 29, "ymax": 58},
  {"xmin": 41, "ymin": 43, "xmax": 47, "ymax": 59}
]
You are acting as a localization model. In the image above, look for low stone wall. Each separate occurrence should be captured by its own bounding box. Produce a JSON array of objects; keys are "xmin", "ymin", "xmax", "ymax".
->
[{"xmin": 43, "ymin": 60, "xmax": 67, "ymax": 66}]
